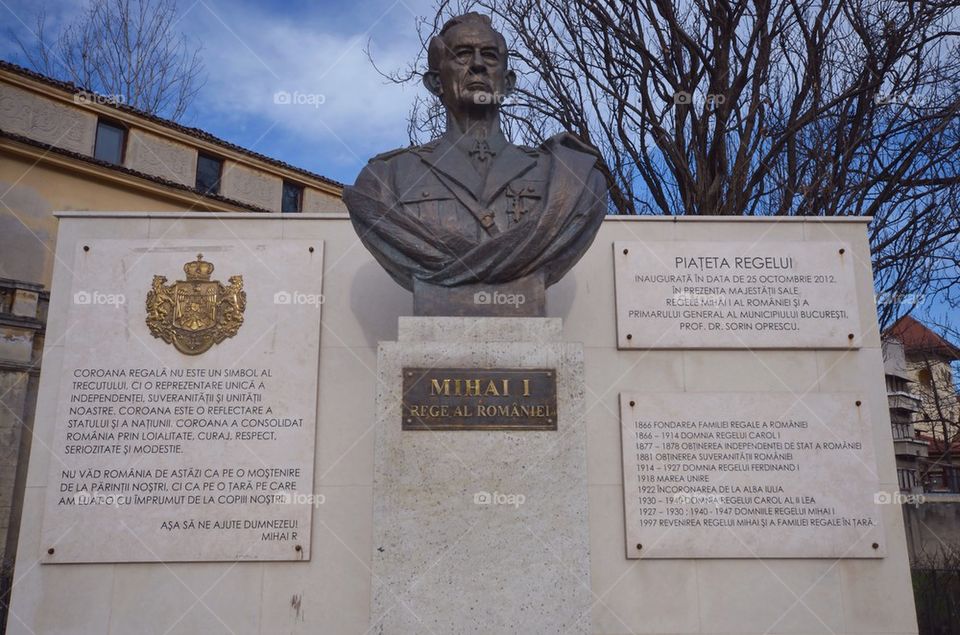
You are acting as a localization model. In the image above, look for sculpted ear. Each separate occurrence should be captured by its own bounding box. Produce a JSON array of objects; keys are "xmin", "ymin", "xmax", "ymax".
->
[
  {"xmin": 503, "ymin": 69, "xmax": 516, "ymax": 96},
  {"xmin": 423, "ymin": 71, "xmax": 442, "ymax": 97}
]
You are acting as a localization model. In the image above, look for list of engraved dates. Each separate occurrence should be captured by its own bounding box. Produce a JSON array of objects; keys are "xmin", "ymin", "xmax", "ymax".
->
[
  {"xmin": 614, "ymin": 241, "xmax": 861, "ymax": 348},
  {"xmin": 620, "ymin": 393, "xmax": 884, "ymax": 558}
]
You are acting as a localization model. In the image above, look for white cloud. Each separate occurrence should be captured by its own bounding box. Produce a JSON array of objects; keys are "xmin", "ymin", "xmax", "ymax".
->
[
  {"xmin": 181, "ymin": 0, "xmax": 433, "ymax": 164},
  {"xmin": 1, "ymin": 0, "xmax": 95, "ymax": 65}
]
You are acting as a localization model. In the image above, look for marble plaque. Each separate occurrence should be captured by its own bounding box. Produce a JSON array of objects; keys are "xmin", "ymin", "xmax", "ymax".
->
[
  {"xmin": 620, "ymin": 392, "xmax": 885, "ymax": 558},
  {"xmin": 614, "ymin": 241, "xmax": 861, "ymax": 348},
  {"xmin": 40, "ymin": 239, "xmax": 323, "ymax": 562}
]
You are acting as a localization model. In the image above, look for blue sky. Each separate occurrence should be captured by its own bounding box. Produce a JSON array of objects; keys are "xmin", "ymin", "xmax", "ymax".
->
[
  {"xmin": 2, "ymin": 0, "xmax": 437, "ymax": 184},
  {"xmin": 2, "ymin": 0, "xmax": 957, "ymax": 330}
]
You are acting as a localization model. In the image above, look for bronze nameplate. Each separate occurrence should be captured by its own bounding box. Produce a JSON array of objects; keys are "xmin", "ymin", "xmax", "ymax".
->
[{"xmin": 402, "ymin": 368, "xmax": 557, "ymax": 431}]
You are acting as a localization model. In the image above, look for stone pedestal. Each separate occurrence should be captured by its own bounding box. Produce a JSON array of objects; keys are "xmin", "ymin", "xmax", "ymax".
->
[{"xmin": 370, "ymin": 317, "xmax": 591, "ymax": 633}]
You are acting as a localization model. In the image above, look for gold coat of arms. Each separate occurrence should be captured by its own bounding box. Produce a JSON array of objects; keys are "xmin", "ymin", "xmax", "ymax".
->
[{"xmin": 145, "ymin": 254, "xmax": 246, "ymax": 355}]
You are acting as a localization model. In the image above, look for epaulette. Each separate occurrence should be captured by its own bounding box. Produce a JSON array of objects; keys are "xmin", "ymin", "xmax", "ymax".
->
[
  {"xmin": 370, "ymin": 138, "xmax": 441, "ymax": 162},
  {"xmin": 416, "ymin": 138, "xmax": 442, "ymax": 153},
  {"xmin": 543, "ymin": 132, "xmax": 603, "ymax": 163},
  {"xmin": 518, "ymin": 145, "xmax": 540, "ymax": 157},
  {"xmin": 368, "ymin": 146, "xmax": 409, "ymax": 162}
]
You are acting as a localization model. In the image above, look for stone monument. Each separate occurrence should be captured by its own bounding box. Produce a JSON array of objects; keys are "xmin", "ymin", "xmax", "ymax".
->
[{"xmin": 344, "ymin": 12, "xmax": 607, "ymax": 632}]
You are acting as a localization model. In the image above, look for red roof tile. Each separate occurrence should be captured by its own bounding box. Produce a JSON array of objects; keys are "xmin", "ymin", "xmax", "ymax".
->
[
  {"xmin": 0, "ymin": 59, "xmax": 344, "ymax": 190},
  {"xmin": 886, "ymin": 315, "xmax": 960, "ymax": 360}
]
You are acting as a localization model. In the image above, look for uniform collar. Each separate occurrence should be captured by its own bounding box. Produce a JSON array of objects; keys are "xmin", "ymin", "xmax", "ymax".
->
[{"xmin": 442, "ymin": 125, "xmax": 509, "ymax": 160}]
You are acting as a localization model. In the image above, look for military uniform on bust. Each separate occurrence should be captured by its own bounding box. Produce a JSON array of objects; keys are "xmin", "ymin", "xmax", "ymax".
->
[{"xmin": 343, "ymin": 11, "xmax": 608, "ymax": 301}]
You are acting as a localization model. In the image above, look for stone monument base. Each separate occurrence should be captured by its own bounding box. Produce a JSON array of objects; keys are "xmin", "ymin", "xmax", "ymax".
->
[{"xmin": 370, "ymin": 317, "xmax": 590, "ymax": 633}]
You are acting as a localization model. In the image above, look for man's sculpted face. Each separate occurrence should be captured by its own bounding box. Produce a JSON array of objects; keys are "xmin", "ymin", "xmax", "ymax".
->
[{"xmin": 434, "ymin": 21, "xmax": 512, "ymax": 116}]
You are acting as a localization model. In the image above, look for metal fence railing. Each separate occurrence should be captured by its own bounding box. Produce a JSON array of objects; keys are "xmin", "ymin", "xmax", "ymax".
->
[{"xmin": 913, "ymin": 567, "xmax": 960, "ymax": 635}]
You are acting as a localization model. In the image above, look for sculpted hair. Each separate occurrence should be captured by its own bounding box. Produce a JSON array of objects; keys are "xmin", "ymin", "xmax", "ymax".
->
[{"xmin": 427, "ymin": 12, "xmax": 508, "ymax": 73}]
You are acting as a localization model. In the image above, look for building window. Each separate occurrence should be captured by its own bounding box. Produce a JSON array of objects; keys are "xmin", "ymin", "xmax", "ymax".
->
[
  {"xmin": 898, "ymin": 467, "xmax": 918, "ymax": 492},
  {"xmin": 947, "ymin": 466, "xmax": 960, "ymax": 493},
  {"xmin": 282, "ymin": 181, "xmax": 304, "ymax": 213},
  {"xmin": 196, "ymin": 153, "xmax": 223, "ymax": 195},
  {"xmin": 93, "ymin": 119, "xmax": 126, "ymax": 165}
]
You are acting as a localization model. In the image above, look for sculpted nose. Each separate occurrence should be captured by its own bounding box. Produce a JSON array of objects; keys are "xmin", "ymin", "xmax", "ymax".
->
[{"xmin": 470, "ymin": 49, "xmax": 486, "ymax": 72}]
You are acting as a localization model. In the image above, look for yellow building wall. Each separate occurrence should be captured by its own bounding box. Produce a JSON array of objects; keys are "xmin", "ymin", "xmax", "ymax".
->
[
  {"xmin": 905, "ymin": 357, "xmax": 959, "ymax": 438},
  {"xmin": 1, "ymin": 71, "xmax": 345, "ymax": 290},
  {"xmin": 0, "ymin": 152, "xmax": 226, "ymax": 287}
]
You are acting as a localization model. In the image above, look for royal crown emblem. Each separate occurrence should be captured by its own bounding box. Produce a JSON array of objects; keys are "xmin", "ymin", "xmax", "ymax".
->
[{"xmin": 145, "ymin": 254, "xmax": 246, "ymax": 355}]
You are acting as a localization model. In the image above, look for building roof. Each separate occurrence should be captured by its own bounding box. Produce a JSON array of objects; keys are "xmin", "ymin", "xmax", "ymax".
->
[
  {"xmin": 1, "ymin": 129, "xmax": 275, "ymax": 214},
  {"xmin": 0, "ymin": 59, "xmax": 344, "ymax": 190},
  {"xmin": 918, "ymin": 433, "xmax": 960, "ymax": 455},
  {"xmin": 885, "ymin": 315, "xmax": 960, "ymax": 361}
]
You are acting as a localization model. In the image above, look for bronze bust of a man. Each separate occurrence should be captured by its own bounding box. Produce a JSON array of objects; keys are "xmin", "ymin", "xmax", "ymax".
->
[{"xmin": 344, "ymin": 12, "xmax": 607, "ymax": 313}]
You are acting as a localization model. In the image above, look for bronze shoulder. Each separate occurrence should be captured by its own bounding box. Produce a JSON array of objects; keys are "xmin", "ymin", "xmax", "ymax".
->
[
  {"xmin": 517, "ymin": 144, "xmax": 540, "ymax": 157},
  {"xmin": 542, "ymin": 132, "xmax": 602, "ymax": 162},
  {"xmin": 368, "ymin": 146, "xmax": 410, "ymax": 163},
  {"xmin": 413, "ymin": 138, "xmax": 442, "ymax": 153},
  {"xmin": 368, "ymin": 138, "xmax": 441, "ymax": 163}
]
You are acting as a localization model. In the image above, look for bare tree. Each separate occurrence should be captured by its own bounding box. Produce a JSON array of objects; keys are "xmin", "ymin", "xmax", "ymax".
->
[
  {"xmin": 908, "ymin": 320, "xmax": 960, "ymax": 492},
  {"xmin": 15, "ymin": 0, "xmax": 204, "ymax": 121},
  {"xmin": 381, "ymin": 0, "xmax": 960, "ymax": 328},
  {"xmin": 915, "ymin": 355, "xmax": 960, "ymax": 489}
]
